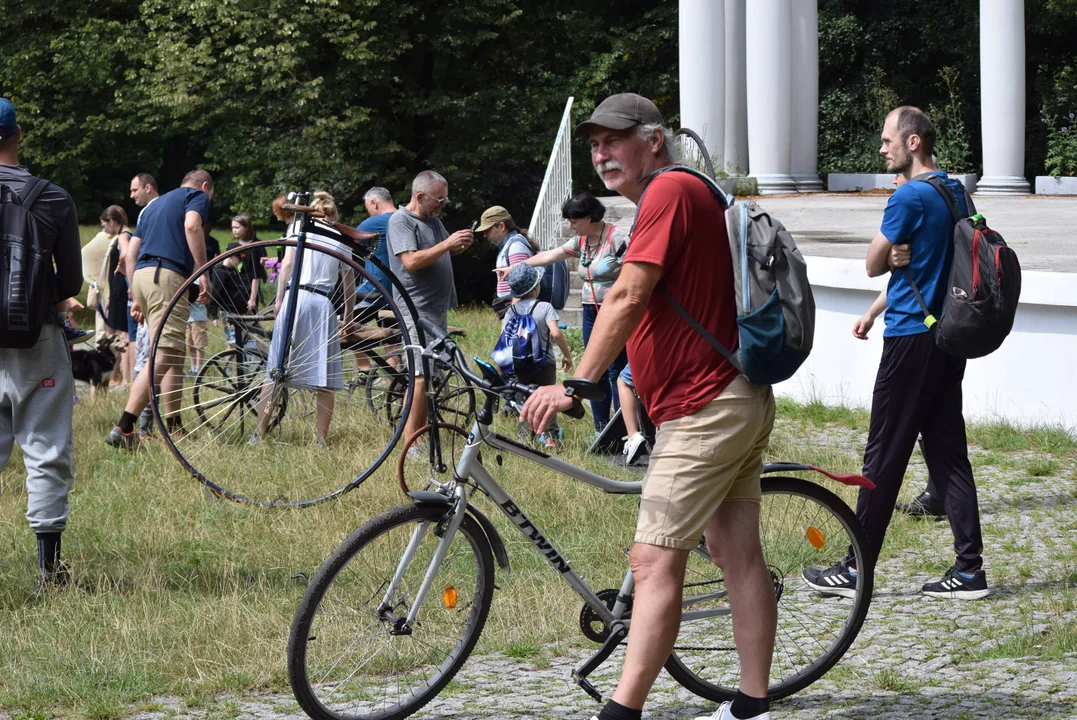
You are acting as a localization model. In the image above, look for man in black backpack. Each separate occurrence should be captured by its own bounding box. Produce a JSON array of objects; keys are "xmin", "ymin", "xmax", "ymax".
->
[
  {"xmin": 803, "ymin": 106, "xmax": 988, "ymax": 600},
  {"xmin": 0, "ymin": 97, "xmax": 83, "ymax": 589}
]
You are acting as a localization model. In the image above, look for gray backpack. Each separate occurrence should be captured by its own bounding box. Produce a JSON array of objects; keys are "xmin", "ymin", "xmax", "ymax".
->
[{"xmin": 634, "ymin": 166, "xmax": 815, "ymax": 386}]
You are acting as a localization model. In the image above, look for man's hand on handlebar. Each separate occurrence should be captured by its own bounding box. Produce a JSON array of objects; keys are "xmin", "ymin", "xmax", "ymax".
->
[{"xmin": 521, "ymin": 384, "xmax": 576, "ymax": 434}]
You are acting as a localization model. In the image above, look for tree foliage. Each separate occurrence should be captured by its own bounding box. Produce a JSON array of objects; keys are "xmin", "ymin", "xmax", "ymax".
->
[{"xmin": 1, "ymin": 2, "xmax": 1074, "ymax": 299}]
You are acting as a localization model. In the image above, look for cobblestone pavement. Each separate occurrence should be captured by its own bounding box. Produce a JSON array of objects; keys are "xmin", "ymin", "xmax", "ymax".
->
[{"xmin": 79, "ymin": 423, "xmax": 1077, "ymax": 720}]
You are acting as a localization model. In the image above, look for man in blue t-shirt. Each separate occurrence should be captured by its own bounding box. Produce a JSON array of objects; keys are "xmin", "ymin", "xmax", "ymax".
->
[
  {"xmin": 804, "ymin": 107, "xmax": 988, "ymax": 601},
  {"xmin": 355, "ymin": 186, "xmax": 397, "ymax": 303},
  {"xmin": 106, "ymin": 169, "xmax": 214, "ymax": 450}
]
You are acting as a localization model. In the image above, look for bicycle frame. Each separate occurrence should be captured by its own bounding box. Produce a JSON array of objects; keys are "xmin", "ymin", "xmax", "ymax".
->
[{"xmin": 390, "ymin": 415, "xmax": 734, "ymax": 633}]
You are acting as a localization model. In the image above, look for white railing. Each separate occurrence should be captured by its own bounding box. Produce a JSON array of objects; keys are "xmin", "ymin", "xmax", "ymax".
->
[{"xmin": 528, "ymin": 97, "xmax": 574, "ymax": 250}]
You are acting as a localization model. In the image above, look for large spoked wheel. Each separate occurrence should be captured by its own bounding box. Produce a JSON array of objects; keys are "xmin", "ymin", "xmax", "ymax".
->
[
  {"xmin": 675, "ymin": 127, "xmax": 718, "ymax": 180},
  {"xmin": 193, "ymin": 348, "xmax": 286, "ymax": 433},
  {"xmin": 148, "ymin": 238, "xmax": 417, "ymax": 507},
  {"xmin": 288, "ymin": 503, "xmax": 495, "ymax": 720},
  {"xmin": 665, "ymin": 476, "xmax": 873, "ymax": 701}
]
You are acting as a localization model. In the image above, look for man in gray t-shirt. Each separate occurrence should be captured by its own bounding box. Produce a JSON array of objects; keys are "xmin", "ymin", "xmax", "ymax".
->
[{"xmin": 387, "ymin": 169, "xmax": 473, "ymax": 442}]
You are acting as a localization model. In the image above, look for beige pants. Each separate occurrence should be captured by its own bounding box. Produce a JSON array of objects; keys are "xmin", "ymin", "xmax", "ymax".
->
[
  {"xmin": 131, "ymin": 266, "xmax": 189, "ymax": 353},
  {"xmin": 634, "ymin": 376, "xmax": 776, "ymax": 550}
]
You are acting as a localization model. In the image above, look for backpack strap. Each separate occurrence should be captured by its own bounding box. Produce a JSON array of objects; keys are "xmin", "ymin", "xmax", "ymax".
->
[
  {"xmin": 663, "ymin": 288, "xmax": 744, "ymax": 376},
  {"xmin": 910, "ymin": 172, "xmax": 976, "ymax": 221},
  {"xmin": 900, "ymin": 267, "xmax": 938, "ymax": 330},
  {"xmin": 17, "ymin": 177, "xmax": 48, "ymax": 209},
  {"xmin": 630, "ymin": 165, "xmax": 733, "ymax": 237},
  {"xmin": 902, "ymin": 172, "xmax": 973, "ymax": 330}
]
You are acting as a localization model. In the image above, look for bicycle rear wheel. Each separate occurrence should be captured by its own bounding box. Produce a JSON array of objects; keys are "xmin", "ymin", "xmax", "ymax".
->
[
  {"xmin": 665, "ymin": 476, "xmax": 872, "ymax": 701},
  {"xmin": 148, "ymin": 238, "xmax": 416, "ymax": 507},
  {"xmin": 288, "ymin": 503, "xmax": 495, "ymax": 720}
]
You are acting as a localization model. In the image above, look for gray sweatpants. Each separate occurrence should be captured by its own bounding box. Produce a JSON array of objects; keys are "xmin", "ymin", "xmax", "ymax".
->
[{"xmin": 0, "ymin": 324, "xmax": 75, "ymax": 532}]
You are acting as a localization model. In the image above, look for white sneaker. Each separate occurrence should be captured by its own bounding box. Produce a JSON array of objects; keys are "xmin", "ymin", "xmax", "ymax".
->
[
  {"xmin": 622, "ymin": 432, "xmax": 649, "ymax": 465},
  {"xmin": 694, "ymin": 701, "xmax": 771, "ymax": 720}
]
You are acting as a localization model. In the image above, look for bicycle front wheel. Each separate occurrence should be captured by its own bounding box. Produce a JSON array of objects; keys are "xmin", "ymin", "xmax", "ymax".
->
[
  {"xmin": 288, "ymin": 503, "xmax": 495, "ymax": 720},
  {"xmin": 149, "ymin": 238, "xmax": 416, "ymax": 507},
  {"xmin": 666, "ymin": 476, "xmax": 873, "ymax": 701}
]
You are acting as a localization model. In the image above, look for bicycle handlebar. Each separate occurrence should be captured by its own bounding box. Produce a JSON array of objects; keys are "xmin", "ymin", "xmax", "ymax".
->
[{"xmin": 414, "ymin": 329, "xmax": 586, "ymax": 421}]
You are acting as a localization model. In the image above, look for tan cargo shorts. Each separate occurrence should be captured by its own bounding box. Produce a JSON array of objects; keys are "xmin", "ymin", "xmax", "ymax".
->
[
  {"xmin": 132, "ymin": 266, "xmax": 189, "ymax": 353},
  {"xmin": 635, "ymin": 375, "xmax": 776, "ymax": 550}
]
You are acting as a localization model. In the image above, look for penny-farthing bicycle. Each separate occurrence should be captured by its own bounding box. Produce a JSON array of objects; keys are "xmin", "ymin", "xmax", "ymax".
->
[{"xmin": 148, "ymin": 192, "xmax": 441, "ymax": 507}]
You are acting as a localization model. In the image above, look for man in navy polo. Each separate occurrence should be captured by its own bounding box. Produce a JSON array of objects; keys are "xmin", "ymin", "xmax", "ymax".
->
[{"xmin": 106, "ymin": 170, "xmax": 213, "ymax": 449}]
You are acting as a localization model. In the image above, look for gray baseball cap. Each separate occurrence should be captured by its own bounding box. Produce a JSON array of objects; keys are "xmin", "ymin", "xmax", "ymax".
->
[{"xmin": 575, "ymin": 93, "xmax": 664, "ymax": 136}]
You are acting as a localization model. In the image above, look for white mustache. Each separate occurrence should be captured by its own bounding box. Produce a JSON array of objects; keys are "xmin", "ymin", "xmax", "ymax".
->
[{"xmin": 596, "ymin": 161, "xmax": 625, "ymax": 174}]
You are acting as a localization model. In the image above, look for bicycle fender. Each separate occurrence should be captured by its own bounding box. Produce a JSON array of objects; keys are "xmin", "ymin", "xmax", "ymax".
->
[
  {"xmin": 762, "ymin": 463, "xmax": 875, "ymax": 490},
  {"xmin": 468, "ymin": 504, "xmax": 511, "ymax": 572}
]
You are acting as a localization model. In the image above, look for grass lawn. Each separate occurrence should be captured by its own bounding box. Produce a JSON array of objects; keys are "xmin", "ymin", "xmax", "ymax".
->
[{"xmin": 2, "ymin": 295, "xmax": 1073, "ymax": 718}]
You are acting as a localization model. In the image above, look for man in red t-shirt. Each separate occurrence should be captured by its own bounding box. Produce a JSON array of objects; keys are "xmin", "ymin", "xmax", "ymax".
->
[{"xmin": 522, "ymin": 94, "xmax": 777, "ymax": 720}]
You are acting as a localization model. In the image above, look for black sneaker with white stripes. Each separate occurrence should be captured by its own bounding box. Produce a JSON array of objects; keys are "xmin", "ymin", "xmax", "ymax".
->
[
  {"xmin": 922, "ymin": 565, "xmax": 990, "ymax": 600},
  {"xmin": 802, "ymin": 558, "xmax": 858, "ymax": 598}
]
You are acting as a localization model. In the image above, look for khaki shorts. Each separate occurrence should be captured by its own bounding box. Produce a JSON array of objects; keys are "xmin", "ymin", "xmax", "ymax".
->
[
  {"xmin": 132, "ymin": 266, "xmax": 189, "ymax": 353},
  {"xmin": 635, "ymin": 375, "xmax": 776, "ymax": 550},
  {"xmin": 186, "ymin": 320, "xmax": 208, "ymax": 350}
]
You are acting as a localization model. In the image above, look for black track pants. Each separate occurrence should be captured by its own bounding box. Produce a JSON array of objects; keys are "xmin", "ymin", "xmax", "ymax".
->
[{"xmin": 856, "ymin": 332, "xmax": 984, "ymax": 575}]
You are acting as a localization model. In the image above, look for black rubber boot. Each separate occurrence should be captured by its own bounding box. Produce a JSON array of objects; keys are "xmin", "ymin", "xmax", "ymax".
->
[{"xmin": 36, "ymin": 532, "xmax": 69, "ymax": 590}]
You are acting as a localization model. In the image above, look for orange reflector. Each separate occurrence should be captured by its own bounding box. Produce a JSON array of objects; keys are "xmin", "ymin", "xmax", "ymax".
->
[
  {"xmin": 443, "ymin": 585, "xmax": 458, "ymax": 609},
  {"xmin": 806, "ymin": 527, "xmax": 825, "ymax": 550}
]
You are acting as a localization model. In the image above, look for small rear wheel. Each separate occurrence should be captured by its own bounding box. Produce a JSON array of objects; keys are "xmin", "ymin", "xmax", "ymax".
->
[
  {"xmin": 674, "ymin": 127, "xmax": 718, "ymax": 180},
  {"xmin": 665, "ymin": 476, "xmax": 873, "ymax": 701},
  {"xmin": 288, "ymin": 503, "xmax": 495, "ymax": 720}
]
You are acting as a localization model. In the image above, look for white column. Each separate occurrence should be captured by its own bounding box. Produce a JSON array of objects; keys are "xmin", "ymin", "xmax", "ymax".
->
[
  {"xmin": 679, "ymin": 0, "xmax": 725, "ymax": 170},
  {"xmin": 790, "ymin": 0, "xmax": 823, "ymax": 192},
  {"xmin": 977, "ymin": 0, "xmax": 1031, "ymax": 194},
  {"xmin": 746, "ymin": 0, "xmax": 797, "ymax": 194},
  {"xmin": 723, "ymin": 0, "xmax": 749, "ymax": 176}
]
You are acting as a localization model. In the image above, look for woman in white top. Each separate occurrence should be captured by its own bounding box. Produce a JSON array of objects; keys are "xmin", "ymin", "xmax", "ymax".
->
[{"xmin": 256, "ymin": 191, "xmax": 355, "ymax": 446}]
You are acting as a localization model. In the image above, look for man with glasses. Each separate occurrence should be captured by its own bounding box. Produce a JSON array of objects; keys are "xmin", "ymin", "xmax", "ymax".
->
[{"xmin": 386, "ymin": 169, "xmax": 473, "ymax": 447}]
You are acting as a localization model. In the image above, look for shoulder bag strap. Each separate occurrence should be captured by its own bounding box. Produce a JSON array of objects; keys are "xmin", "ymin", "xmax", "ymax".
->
[
  {"xmin": 903, "ymin": 172, "xmax": 965, "ymax": 330},
  {"xmin": 911, "ymin": 173, "xmax": 965, "ymax": 222},
  {"xmin": 18, "ymin": 177, "xmax": 48, "ymax": 209},
  {"xmin": 663, "ymin": 287, "xmax": 744, "ymax": 375}
]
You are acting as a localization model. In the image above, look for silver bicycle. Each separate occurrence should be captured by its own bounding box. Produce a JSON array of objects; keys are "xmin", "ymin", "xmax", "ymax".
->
[{"xmin": 287, "ymin": 329, "xmax": 874, "ymax": 720}]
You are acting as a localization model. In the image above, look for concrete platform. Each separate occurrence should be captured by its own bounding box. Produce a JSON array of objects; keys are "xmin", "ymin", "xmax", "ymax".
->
[
  {"xmin": 601, "ymin": 193, "xmax": 1077, "ymax": 271},
  {"xmin": 759, "ymin": 193, "xmax": 1077, "ymax": 271}
]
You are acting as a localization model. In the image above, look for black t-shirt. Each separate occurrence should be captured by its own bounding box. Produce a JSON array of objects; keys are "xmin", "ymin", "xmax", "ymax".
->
[
  {"xmin": 237, "ymin": 242, "xmax": 267, "ymax": 305},
  {"xmin": 205, "ymin": 235, "xmax": 220, "ymax": 262},
  {"xmin": 208, "ymin": 265, "xmax": 249, "ymax": 318}
]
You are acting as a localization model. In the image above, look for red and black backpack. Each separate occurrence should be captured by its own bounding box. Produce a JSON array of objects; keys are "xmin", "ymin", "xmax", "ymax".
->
[{"xmin": 904, "ymin": 173, "xmax": 1021, "ymax": 359}]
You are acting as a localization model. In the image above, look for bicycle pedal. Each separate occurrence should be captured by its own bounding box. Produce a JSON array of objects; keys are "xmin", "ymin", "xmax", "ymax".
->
[
  {"xmin": 572, "ymin": 623, "xmax": 625, "ymax": 703},
  {"xmin": 572, "ymin": 672, "xmax": 602, "ymax": 703}
]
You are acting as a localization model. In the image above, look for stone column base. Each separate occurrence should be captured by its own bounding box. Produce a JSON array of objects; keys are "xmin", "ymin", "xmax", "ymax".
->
[
  {"xmin": 793, "ymin": 174, "xmax": 824, "ymax": 192},
  {"xmin": 753, "ymin": 174, "xmax": 799, "ymax": 195},
  {"xmin": 975, "ymin": 176, "xmax": 1031, "ymax": 195}
]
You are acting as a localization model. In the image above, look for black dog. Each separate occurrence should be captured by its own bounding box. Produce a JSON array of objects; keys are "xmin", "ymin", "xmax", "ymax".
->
[{"xmin": 70, "ymin": 334, "xmax": 126, "ymax": 400}]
